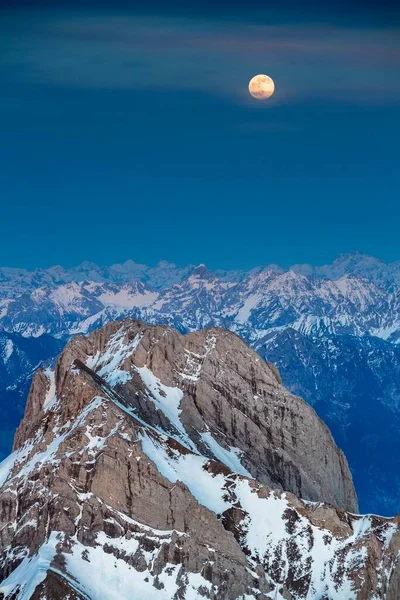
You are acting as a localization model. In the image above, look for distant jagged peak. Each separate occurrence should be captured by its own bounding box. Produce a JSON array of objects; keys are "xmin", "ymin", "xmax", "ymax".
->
[
  {"xmin": 108, "ymin": 259, "xmax": 149, "ymax": 275},
  {"xmin": 334, "ymin": 271, "xmax": 383, "ymax": 289},
  {"xmin": 164, "ymin": 265, "xmax": 216, "ymax": 289},
  {"xmin": 277, "ymin": 268, "xmax": 309, "ymax": 283},
  {"xmin": 115, "ymin": 258, "xmax": 142, "ymax": 268},
  {"xmin": 73, "ymin": 260, "xmax": 100, "ymax": 271},
  {"xmin": 292, "ymin": 251, "xmax": 400, "ymax": 288},
  {"xmin": 242, "ymin": 266, "xmax": 280, "ymax": 286},
  {"xmin": 189, "ymin": 263, "xmax": 214, "ymax": 279},
  {"xmin": 328, "ymin": 251, "xmax": 391, "ymax": 275},
  {"xmin": 1, "ymin": 252, "xmax": 400, "ymax": 292},
  {"xmin": 156, "ymin": 259, "xmax": 180, "ymax": 269},
  {"xmin": 243, "ymin": 269, "xmax": 311, "ymax": 295}
]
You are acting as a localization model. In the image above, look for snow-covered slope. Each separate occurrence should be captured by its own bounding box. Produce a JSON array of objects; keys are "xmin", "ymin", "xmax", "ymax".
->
[
  {"xmin": 0, "ymin": 320, "xmax": 398, "ymax": 600},
  {"xmin": 1, "ymin": 265, "xmax": 399, "ymax": 343},
  {"xmin": 291, "ymin": 251, "xmax": 400, "ymax": 289},
  {"xmin": 0, "ymin": 331, "xmax": 63, "ymax": 463},
  {"xmin": 1, "ymin": 254, "xmax": 400, "ymax": 515}
]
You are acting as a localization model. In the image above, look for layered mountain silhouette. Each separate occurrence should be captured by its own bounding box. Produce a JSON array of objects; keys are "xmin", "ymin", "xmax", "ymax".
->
[{"xmin": 0, "ymin": 253, "xmax": 399, "ymax": 514}]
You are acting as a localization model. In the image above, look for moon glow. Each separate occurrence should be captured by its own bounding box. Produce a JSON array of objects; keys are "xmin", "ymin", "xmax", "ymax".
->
[{"xmin": 248, "ymin": 74, "xmax": 275, "ymax": 100}]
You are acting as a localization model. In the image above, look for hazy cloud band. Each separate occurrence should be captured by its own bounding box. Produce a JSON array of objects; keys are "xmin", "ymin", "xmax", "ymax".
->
[{"xmin": 1, "ymin": 10, "xmax": 400, "ymax": 105}]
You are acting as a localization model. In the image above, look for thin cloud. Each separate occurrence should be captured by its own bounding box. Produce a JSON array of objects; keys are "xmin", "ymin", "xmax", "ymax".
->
[{"xmin": 1, "ymin": 11, "xmax": 399, "ymax": 105}]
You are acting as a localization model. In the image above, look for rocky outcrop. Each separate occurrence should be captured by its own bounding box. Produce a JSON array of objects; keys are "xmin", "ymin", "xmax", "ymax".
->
[
  {"xmin": 0, "ymin": 320, "xmax": 398, "ymax": 599},
  {"xmin": 13, "ymin": 320, "xmax": 358, "ymax": 512}
]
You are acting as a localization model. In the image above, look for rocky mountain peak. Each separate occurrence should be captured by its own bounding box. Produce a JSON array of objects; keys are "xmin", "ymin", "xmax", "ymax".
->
[
  {"xmin": 2, "ymin": 320, "xmax": 399, "ymax": 599},
  {"xmin": 12, "ymin": 319, "xmax": 356, "ymax": 516},
  {"xmin": 189, "ymin": 264, "xmax": 215, "ymax": 280}
]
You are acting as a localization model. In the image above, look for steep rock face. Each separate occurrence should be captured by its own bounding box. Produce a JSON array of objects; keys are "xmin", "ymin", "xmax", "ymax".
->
[
  {"xmin": 14, "ymin": 320, "xmax": 357, "ymax": 512},
  {"xmin": 0, "ymin": 320, "xmax": 399, "ymax": 599},
  {"xmin": 255, "ymin": 328, "xmax": 400, "ymax": 516}
]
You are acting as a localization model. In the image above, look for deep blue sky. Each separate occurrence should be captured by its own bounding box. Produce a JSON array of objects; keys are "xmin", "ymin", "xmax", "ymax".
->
[{"xmin": 1, "ymin": 1, "xmax": 399, "ymax": 270}]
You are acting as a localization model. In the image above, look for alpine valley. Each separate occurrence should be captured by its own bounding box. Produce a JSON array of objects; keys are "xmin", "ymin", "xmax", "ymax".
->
[{"xmin": 0, "ymin": 252, "xmax": 399, "ymax": 516}]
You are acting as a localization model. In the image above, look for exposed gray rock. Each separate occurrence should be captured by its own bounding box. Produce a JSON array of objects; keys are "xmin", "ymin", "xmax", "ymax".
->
[
  {"xmin": 0, "ymin": 320, "xmax": 398, "ymax": 599},
  {"xmin": 14, "ymin": 320, "xmax": 358, "ymax": 512}
]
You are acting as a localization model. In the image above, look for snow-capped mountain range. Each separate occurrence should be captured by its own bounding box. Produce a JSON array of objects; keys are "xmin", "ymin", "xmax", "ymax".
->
[
  {"xmin": 0, "ymin": 252, "xmax": 399, "ymax": 515},
  {"xmin": 2, "ymin": 265, "xmax": 400, "ymax": 343},
  {"xmin": 2, "ymin": 250, "xmax": 400, "ymax": 294}
]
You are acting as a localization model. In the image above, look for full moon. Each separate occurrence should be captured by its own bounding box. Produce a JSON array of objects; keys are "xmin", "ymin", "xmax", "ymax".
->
[{"xmin": 248, "ymin": 74, "xmax": 275, "ymax": 100}]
